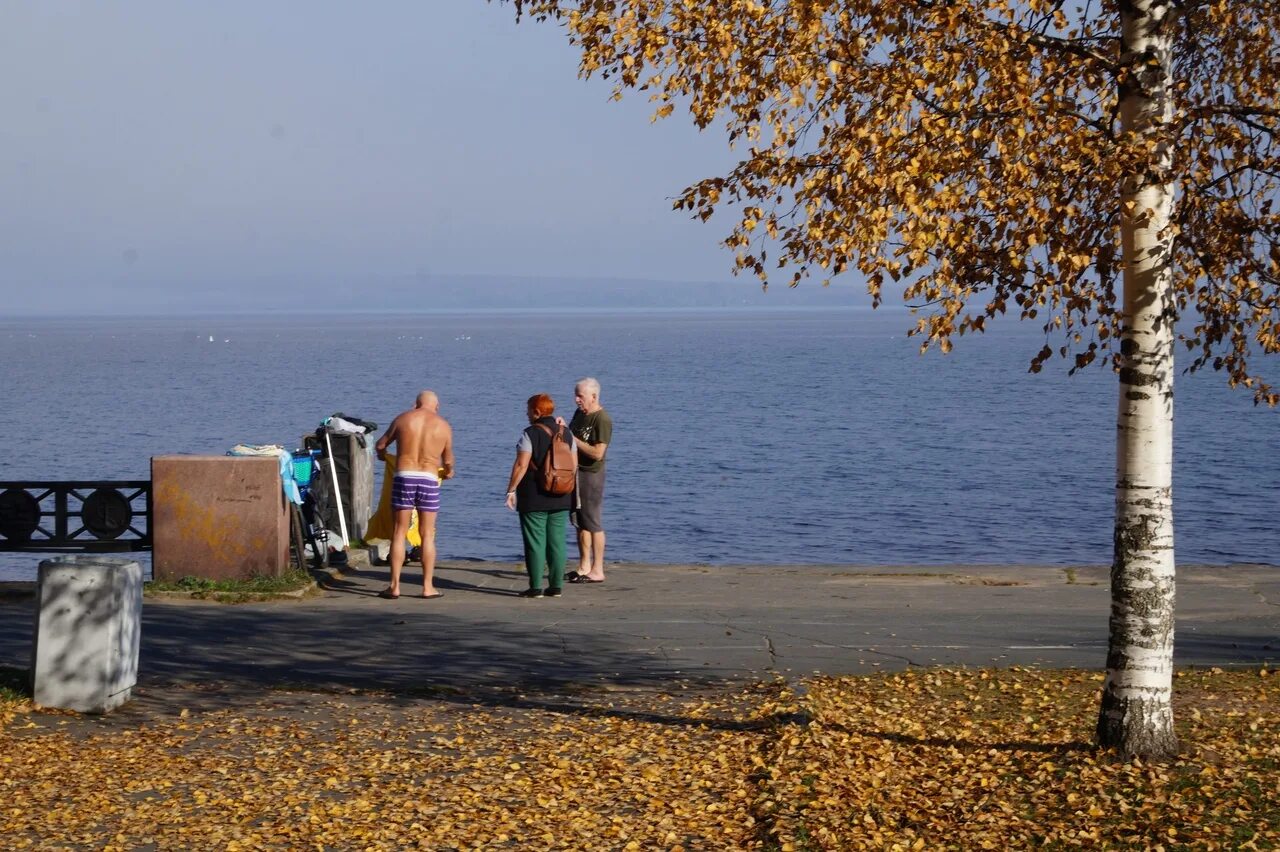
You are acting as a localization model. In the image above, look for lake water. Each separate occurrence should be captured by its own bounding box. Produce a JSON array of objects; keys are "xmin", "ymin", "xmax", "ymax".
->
[{"xmin": 1, "ymin": 308, "xmax": 1277, "ymax": 579}]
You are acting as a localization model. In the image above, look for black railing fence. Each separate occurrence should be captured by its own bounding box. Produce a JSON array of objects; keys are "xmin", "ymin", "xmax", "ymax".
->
[{"xmin": 0, "ymin": 482, "xmax": 151, "ymax": 552}]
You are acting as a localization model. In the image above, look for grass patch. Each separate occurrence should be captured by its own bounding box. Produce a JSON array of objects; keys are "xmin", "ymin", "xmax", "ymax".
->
[
  {"xmin": 0, "ymin": 666, "xmax": 30, "ymax": 703},
  {"xmin": 0, "ymin": 666, "xmax": 32, "ymax": 727},
  {"xmin": 145, "ymin": 570, "xmax": 313, "ymax": 600}
]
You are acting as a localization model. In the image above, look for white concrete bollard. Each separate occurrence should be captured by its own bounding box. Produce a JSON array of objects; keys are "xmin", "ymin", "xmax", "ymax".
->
[{"xmin": 31, "ymin": 556, "xmax": 142, "ymax": 713}]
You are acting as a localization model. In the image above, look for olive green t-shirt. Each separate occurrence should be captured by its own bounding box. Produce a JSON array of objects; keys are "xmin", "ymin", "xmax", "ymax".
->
[{"xmin": 569, "ymin": 408, "xmax": 613, "ymax": 474}]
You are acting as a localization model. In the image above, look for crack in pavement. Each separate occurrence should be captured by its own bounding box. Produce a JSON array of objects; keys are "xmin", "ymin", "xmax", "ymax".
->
[
  {"xmin": 732, "ymin": 622, "xmax": 903, "ymax": 655},
  {"xmin": 541, "ymin": 623, "xmax": 570, "ymax": 654},
  {"xmin": 861, "ymin": 647, "xmax": 924, "ymax": 667},
  {"xmin": 715, "ymin": 619, "xmax": 927, "ymax": 669}
]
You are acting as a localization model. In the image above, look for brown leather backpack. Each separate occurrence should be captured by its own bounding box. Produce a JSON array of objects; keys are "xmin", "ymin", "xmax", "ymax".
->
[{"xmin": 535, "ymin": 423, "xmax": 576, "ymax": 496}]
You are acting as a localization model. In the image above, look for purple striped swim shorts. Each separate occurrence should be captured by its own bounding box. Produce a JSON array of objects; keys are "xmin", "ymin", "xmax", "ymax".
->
[{"xmin": 391, "ymin": 471, "xmax": 440, "ymax": 513}]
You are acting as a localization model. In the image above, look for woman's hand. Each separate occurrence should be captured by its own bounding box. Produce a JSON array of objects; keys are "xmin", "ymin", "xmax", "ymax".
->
[{"xmin": 506, "ymin": 451, "xmax": 531, "ymax": 512}]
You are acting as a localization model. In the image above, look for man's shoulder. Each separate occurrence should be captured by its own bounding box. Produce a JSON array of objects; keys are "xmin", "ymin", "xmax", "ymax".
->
[{"xmin": 397, "ymin": 410, "xmax": 425, "ymax": 426}]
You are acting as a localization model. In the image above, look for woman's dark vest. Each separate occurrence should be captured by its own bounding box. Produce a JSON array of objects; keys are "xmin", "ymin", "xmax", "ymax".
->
[{"xmin": 516, "ymin": 416, "xmax": 574, "ymax": 513}]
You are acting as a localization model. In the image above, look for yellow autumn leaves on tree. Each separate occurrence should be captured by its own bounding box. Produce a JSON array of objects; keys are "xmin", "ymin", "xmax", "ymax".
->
[{"xmin": 508, "ymin": 0, "xmax": 1279, "ymax": 401}]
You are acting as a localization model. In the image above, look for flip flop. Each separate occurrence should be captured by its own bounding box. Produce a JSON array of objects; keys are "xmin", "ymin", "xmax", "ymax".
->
[
  {"xmin": 378, "ymin": 588, "xmax": 400, "ymax": 599},
  {"xmin": 421, "ymin": 592, "xmax": 444, "ymax": 599},
  {"xmin": 569, "ymin": 574, "xmax": 604, "ymax": 584}
]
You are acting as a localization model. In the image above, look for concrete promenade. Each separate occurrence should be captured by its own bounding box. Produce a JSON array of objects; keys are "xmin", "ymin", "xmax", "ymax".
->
[{"xmin": 1, "ymin": 558, "xmax": 1276, "ymax": 706}]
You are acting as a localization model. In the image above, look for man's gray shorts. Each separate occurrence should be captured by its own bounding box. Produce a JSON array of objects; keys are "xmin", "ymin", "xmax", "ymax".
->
[{"xmin": 574, "ymin": 467, "xmax": 606, "ymax": 532}]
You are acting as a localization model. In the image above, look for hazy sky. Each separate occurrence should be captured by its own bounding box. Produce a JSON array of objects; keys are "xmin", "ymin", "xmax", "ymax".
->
[{"xmin": 1, "ymin": 1, "xmax": 780, "ymax": 313}]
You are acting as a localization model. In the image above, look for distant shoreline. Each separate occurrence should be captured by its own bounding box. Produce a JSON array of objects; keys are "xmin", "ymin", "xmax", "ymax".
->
[{"xmin": 2, "ymin": 304, "xmax": 895, "ymax": 322}]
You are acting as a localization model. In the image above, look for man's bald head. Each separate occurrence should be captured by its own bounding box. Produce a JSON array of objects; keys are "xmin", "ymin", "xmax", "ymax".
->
[{"xmin": 415, "ymin": 390, "xmax": 439, "ymax": 411}]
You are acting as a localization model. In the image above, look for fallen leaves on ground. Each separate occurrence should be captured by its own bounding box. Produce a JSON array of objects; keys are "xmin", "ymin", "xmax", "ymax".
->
[
  {"xmin": 2, "ymin": 669, "xmax": 1275, "ymax": 850},
  {"xmin": 761, "ymin": 668, "xmax": 1279, "ymax": 850},
  {"xmin": 1, "ymin": 684, "xmax": 781, "ymax": 850}
]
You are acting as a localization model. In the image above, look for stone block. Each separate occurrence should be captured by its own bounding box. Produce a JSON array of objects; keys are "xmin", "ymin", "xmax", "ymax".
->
[
  {"xmin": 151, "ymin": 455, "xmax": 289, "ymax": 582},
  {"xmin": 31, "ymin": 556, "xmax": 142, "ymax": 713}
]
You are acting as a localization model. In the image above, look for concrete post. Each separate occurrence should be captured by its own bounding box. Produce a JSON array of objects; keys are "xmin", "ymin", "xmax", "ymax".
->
[{"xmin": 31, "ymin": 556, "xmax": 142, "ymax": 713}]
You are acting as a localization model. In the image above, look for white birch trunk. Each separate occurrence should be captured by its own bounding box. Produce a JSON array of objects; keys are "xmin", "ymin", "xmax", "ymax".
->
[{"xmin": 1096, "ymin": 0, "xmax": 1179, "ymax": 758}]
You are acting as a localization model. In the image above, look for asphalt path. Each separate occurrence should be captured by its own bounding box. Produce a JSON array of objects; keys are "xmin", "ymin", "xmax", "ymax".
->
[{"xmin": 2, "ymin": 559, "xmax": 1276, "ymax": 700}]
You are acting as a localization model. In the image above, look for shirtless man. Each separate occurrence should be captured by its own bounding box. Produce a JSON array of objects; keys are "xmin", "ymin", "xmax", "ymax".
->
[{"xmin": 374, "ymin": 390, "xmax": 455, "ymax": 599}]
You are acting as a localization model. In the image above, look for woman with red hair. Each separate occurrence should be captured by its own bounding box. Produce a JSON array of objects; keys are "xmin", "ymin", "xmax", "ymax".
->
[{"xmin": 504, "ymin": 394, "xmax": 577, "ymax": 597}]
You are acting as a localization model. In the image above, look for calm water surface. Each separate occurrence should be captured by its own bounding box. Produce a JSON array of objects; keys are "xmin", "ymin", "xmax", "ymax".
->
[{"xmin": 1, "ymin": 308, "xmax": 1276, "ymax": 579}]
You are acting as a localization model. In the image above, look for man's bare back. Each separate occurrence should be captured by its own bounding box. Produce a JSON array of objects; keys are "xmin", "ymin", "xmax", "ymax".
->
[
  {"xmin": 374, "ymin": 390, "xmax": 454, "ymax": 600},
  {"xmin": 375, "ymin": 391, "xmax": 455, "ymax": 477}
]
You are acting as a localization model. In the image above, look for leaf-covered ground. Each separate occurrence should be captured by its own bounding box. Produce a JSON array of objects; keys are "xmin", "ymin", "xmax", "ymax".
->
[
  {"xmin": 1, "ymin": 683, "xmax": 777, "ymax": 850},
  {"xmin": 762, "ymin": 669, "xmax": 1280, "ymax": 851},
  {"xmin": 2, "ymin": 668, "xmax": 1276, "ymax": 850}
]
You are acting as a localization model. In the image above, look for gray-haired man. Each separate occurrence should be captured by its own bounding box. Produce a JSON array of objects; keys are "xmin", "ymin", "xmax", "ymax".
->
[{"xmin": 567, "ymin": 377, "xmax": 612, "ymax": 583}]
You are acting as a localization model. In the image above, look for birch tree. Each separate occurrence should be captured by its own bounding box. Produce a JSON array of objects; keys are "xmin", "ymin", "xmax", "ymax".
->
[{"xmin": 503, "ymin": 0, "xmax": 1279, "ymax": 757}]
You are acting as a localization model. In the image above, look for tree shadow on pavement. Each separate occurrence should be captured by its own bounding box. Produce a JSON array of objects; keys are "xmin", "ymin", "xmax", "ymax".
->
[
  {"xmin": 1175, "ymin": 632, "xmax": 1278, "ymax": 665},
  {"xmin": 836, "ymin": 725, "xmax": 1092, "ymax": 755},
  {"xmin": 412, "ymin": 681, "xmax": 796, "ymax": 734},
  {"xmin": 3, "ymin": 594, "xmax": 777, "ymax": 735},
  {"xmin": 125, "ymin": 603, "xmax": 744, "ymax": 702}
]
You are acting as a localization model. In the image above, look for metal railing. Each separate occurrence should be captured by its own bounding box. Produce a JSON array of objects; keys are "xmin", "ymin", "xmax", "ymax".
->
[{"xmin": 0, "ymin": 481, "xmax": 151, "ymax": 552}]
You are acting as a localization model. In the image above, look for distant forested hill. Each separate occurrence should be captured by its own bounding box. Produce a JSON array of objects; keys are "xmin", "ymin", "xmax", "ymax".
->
[
  {"xmin": 328, "ymin": 274, "xmax": 870, "ymax": 311},
  {"xmin": 16, "ymin": 274, "xmax": 870, "ymax": 316}
]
